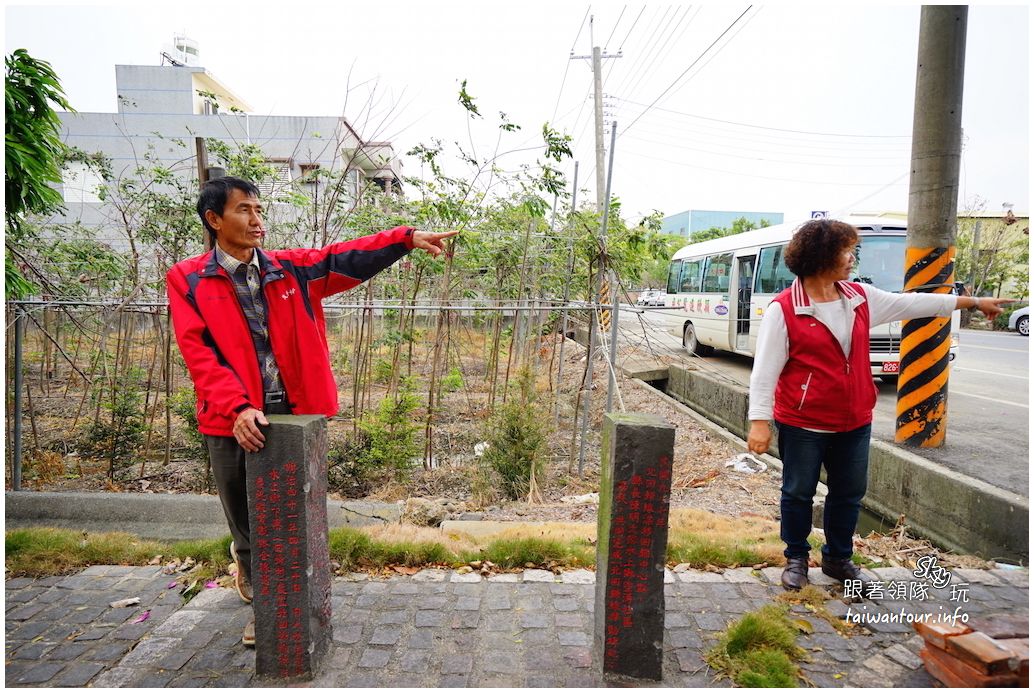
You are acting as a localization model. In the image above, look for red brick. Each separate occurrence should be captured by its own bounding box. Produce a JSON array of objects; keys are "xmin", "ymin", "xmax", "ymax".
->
[
  {"xmin": 912, "ymin": 620, "xmax": 972, "ymax": 650},
  {"xmin": 920, "ymin": 647, "xmax": 1018, "ymax": 687},
  {"xmin": 944, "ymin": 632, "xmax": 1017, "ymax": 675},
  {"xmin": 968, "ymin": 613, "xmax": 1029, "ymax": 640},
  {"xmin": 997, "ymin": 638, "xmax": 1028, "ymax": 680}
]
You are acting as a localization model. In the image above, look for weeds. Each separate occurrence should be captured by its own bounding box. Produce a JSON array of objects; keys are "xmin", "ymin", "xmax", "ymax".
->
[
  {"xmin": 3, "ymin": 527, "xmax": 226, "ymax": 578},
  {"xmin": 706, "ymin": 604, "xmax": 806, "ymax": 687}
]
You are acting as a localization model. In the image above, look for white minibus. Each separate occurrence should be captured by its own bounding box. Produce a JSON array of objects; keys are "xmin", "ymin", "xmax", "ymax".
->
[{"xmin": 663, "ymin": 217, "xmax": 961, "ymax": 380}]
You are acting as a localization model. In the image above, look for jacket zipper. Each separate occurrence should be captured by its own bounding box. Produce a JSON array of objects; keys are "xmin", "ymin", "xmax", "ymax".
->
[{"xmin": 797, "ymin": 372, "xmax": 813, "ymax": 409}]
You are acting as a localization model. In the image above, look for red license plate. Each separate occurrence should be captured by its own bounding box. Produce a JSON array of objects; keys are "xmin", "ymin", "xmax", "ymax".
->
[{"xmin": 882, "ymin": 362, "xmax": 900, "ymax": 373}]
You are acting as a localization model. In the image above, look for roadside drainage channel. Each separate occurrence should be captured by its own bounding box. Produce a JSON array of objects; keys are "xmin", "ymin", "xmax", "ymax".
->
[{"xmin": 613, "ymin": 352, "xmax": 1028, "ymax": 565}]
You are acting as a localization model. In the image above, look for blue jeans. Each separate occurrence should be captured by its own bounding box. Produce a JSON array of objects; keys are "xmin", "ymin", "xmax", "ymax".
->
[{"xmin": 776, "ymin": 422, "xmax": 871, "ymax": 560}]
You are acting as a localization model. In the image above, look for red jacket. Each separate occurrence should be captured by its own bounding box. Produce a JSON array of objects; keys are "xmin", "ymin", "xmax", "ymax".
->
[
  {"xmin": 772, "ymin": 280, "xmax": 877, "ymax": 432},
  {"xmin": 167, "ymin": 226, "xmax": 415, "ymax": 436}
]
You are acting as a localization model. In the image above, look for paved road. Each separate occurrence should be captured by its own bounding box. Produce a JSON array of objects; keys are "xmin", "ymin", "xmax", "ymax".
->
[
  {"xmin": 613, "ymin": 306, "xmax": 1029, "ymax": 494},
  {"xmin": 6, "ymin": 564, "xmax": 1029, "ymax": 687}
]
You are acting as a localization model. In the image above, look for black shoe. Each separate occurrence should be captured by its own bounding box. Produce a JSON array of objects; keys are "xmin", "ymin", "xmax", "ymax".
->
[
  {"xmin": 781, "ymin": 556, "xmax": 810, "ymax": 591},
  {"xmin": 821, "ymin": 556, "xmax": 865, "ymax": 583}
]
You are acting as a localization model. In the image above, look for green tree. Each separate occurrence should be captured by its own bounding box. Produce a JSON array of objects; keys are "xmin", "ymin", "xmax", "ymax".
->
[
  {"xmin": 690, "ymin": 216, "xmax": 770, "ymax": 244},
  {"xmin": 5, "ymin": 49, "xmax": 74, "ymax": 298}
]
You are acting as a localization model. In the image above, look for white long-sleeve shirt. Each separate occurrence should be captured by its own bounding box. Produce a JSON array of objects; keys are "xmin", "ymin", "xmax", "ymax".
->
[{"xmin": 748, "ymin": 286, "xmax": 957, "ymax": 422}]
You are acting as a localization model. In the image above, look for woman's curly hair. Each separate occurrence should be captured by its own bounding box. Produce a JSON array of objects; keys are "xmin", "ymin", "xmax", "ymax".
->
[{"xmin": 783, "ymin": 219, "xmax": 859, "ymax": 277}]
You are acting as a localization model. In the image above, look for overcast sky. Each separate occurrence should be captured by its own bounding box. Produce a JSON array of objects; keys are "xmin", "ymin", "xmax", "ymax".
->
[{"xmin": 5, "ymin": 1, "xmax": 1030, "ymax": 226}]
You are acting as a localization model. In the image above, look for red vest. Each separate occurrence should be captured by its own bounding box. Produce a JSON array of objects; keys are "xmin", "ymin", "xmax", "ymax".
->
[{"xmin": 772, "ymin": 280, "xmax": 877, "ymax": 432}]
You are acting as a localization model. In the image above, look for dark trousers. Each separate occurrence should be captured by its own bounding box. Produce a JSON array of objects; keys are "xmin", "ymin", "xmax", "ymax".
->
[
  {"xmin": 775, "ymin": 421, "xmax": 872, "ymax": 560},
  {"xmin": 204, "ymin": 402, "xmax": 290, "ymax": 582}
]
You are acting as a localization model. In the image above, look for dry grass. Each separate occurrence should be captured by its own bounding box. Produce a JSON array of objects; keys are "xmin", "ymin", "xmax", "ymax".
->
[{"xmin": 365, "ymin": 524, "xmax": 478, "ymax": 556}]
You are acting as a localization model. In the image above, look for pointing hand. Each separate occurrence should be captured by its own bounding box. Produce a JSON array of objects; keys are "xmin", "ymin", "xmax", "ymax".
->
[{"xmin": 412, "ymin": 229, "xmax": 460, "ymax": 258}]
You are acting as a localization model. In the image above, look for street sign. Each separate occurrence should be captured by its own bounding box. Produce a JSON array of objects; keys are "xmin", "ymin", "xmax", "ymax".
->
[{"xmin": 811, "ymin": 211, "xmax": 829, "ymax": 219}]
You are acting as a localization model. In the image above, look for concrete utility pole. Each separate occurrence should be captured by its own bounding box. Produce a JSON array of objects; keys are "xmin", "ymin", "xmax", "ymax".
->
[
  {"xmin": 592, "ymin": 46, "xmax": 606, "ymax": 213},
  {"xmin": 896, "ymin": 5, "xmax": 968, "ymax": 448},
  {"xmin": 571, "ymin": 42, "xmax": 621, "ymax": 213}
]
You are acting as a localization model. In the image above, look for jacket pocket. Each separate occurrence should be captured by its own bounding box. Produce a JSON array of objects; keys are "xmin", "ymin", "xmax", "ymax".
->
[{"xmin": 797, "ymin": 372, "xmax": 813, "ymax": 410}]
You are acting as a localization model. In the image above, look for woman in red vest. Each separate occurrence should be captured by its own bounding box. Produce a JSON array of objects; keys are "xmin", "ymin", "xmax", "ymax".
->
[{"xmin": 747, "ymin": 218, "xmax": 1010, "ymax": 591}]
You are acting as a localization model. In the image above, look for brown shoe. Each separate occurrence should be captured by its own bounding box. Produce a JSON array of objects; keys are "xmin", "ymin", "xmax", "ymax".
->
[
  {"xmin": 781, "ymin": 556, "xmax": 810, "ymax": 591},
  {"xmin": 230, "ymin": 541, "xmax": 252, "ymax": 604},
  {"xmin": 242, "ymin": 620, "xmax": 255, "ymax": 648},
  {"xmin": 821, "ymin": 557, "xmax": 865, "ymax": 583}
]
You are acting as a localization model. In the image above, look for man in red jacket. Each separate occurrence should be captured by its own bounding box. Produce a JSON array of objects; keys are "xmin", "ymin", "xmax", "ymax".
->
[{"xmin": 167, "ymin": 177, "xmax": 456, "ymax": 646}]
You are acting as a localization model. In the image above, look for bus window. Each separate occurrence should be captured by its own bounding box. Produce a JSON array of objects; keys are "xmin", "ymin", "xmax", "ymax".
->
[
  {"xmin": 755, "ymin": 245, "xmax": 795, "ymax": 294},
  {"xmin": 854, "ymin": 237, "xmax": 907, "ymax": 292},
  {"xmin": 680, "ymin": 258, "xmax": 703, "ymax": 293},
  {"xmin": 702, "ymin": 253, "xmax": 733, "ymax": 293},
  {"xmin": 667, "ymin": 260, "xmax": 682, "ymax": 295}
]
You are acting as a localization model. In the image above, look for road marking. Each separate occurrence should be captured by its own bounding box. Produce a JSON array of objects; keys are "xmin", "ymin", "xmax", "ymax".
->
[
  {"xmin": 961, "ymin": 344, "xmax": 1029, "ymax": 354},
  {"xmin": 955, "ymin": 367, "xmax": 1028, "ymax": 380},
  {"xmin": 951, "ymin": 390, "xmax": 1029, "ymax": 409}
]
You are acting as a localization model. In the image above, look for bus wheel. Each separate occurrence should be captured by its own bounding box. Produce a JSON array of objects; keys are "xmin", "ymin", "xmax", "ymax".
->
[{"xmin": 683, "ymin": 323, "xmax": 714, "ymax": 356}]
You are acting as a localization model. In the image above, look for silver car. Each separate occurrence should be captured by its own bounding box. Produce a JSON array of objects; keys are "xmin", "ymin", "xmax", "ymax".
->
[{"xmin": 1008, "ymin": 306, "xmax": 1029, "ymax": 336}]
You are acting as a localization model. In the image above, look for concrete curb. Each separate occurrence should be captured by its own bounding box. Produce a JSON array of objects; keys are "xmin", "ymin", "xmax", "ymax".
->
[
  {"xmin": 662, "ymin": 363, "xmax": 1029, "ymax": 563},
  {"xmin": 4, "ymin": 491, "xmax": 402, "ymax": 541}
]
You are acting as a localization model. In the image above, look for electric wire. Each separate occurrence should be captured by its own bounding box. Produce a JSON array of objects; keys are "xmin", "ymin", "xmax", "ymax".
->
[
  {"xmin": 623, "ymin": 5, "xmax": 754, "ymax": 136},
  {"xmin": 551, "ymin": 6, "xmax": 593, "ymax": 124},
  {"xmin": 621, "ymin": 5, "xmax": 697, "ymax": 105}
]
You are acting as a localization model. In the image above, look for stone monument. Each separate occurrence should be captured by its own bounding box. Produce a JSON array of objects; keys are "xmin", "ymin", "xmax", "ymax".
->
[
  {"xmin": 245, "ymin": 415, "xmax": 332, "ymax": 680},
  {"xmin": 593, "ymin": 412, "xmax": 676, "ymax": 681}
]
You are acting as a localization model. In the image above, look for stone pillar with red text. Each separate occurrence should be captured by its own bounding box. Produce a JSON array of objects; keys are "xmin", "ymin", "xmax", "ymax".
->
[
  {"xmin": 245, "ymin": 415, "xmax": 332, "ymax": 681},
  {"xmin": 593, "ymin": 412, "xmax": 675, "ymax": 681}
]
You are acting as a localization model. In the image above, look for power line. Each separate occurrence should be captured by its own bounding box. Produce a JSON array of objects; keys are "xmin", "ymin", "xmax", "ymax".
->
[
  {"xmin": 614, "ymin": 97, "xmax": 913, "ymax": 139},
  {"xmin": 623, "ymin": 5, "xmax": 754, "ymax": 136},
  {"xmin": 552, "ymin": 7, "xmax": 593, "ymax": 124},
  {"xmin": 627, "ymin": 120, "xmax": 911, "ymax": 156},
  {"xmin": 603, "ymin": 5, "xmax": 647, "ymax": 84},
  {"xmin": 622, "ymin": 5, "xmax": 697, "ymax": 104},
  {"xmin": 621, "ymin": 132, "xmax": 907, "ymax": 167},
  {"xmin": 603, "ymin": 5, "xmax": 627, "ymax": 51},
  {"xmin": 611, "ymin": 5, "xmax": 674, "ymax": 97},
  {"xmin": 621, "ymin": 148, "xmax": 910, "ymax": 186}
]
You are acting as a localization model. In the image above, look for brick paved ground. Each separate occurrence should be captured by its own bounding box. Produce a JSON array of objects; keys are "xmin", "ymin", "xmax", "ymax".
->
[{"xmin": 5, "ymin": 565, "xmax": 1028, "ymax": 687}]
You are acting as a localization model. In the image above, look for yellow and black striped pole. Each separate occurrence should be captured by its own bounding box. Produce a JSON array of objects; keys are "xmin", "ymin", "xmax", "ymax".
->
[
  {"xmin": 896, "ymin": 248, "xmax": 955, "ymax": 446},
  {"xmin": 896, "ymin": 6, "xmax": 967, "ymax": 448}
]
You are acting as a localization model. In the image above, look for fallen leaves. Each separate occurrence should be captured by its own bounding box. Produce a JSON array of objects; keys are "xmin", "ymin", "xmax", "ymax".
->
[
  {"xmin": 688, "ymin": 469, "xmax": 721, "ymax": 488},
  {"xmin": 391, "ymin": 566, "xmax": 421, "ymax": 576}
]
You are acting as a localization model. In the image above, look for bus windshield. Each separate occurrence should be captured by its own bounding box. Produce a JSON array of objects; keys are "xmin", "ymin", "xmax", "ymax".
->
[{"xmin": 853, "ymin": 236, "xmax": 907, "ymax": 292}]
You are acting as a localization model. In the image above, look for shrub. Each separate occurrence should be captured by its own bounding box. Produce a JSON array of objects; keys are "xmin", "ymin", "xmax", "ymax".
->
[
  {"xmin": 327, "ymin": 433, "xmax": 378, "ymax": 497},
  {"xmin": 993, "ymin": 301, "xmax": 1028, "ymax": 331},
  {"xmin": 441, "ymin": 366, "xmax": 464, "ymax": 393},
  {"xmin": 355, "ymin": 378, "xmax": 423, "ymax": 481},
  {"xmin": 81, "ymin": 369, "xmax": 148, "ymax": 479},
  {"xmin": 480, "ymin": 368, "xmax": 549, "ymax": 500},
  {"xmin": 372, "ymin": 358, "xmax": 394, "ymax": 384}
]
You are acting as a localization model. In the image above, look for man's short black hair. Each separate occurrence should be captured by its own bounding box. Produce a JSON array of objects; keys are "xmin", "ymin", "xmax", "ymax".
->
[{"xmin": 197, "ymin": 176, "xmax": 261, "ymax": 243}]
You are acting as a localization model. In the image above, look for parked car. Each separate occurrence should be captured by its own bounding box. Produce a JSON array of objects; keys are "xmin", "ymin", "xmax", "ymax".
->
[
  {"xmin": 636, "ymin": 289, "xmax": 661, "ymax": 306},
  {"xmin": 1008, "ymin": 306, "xmax": 1029, "ymax": 336}
]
